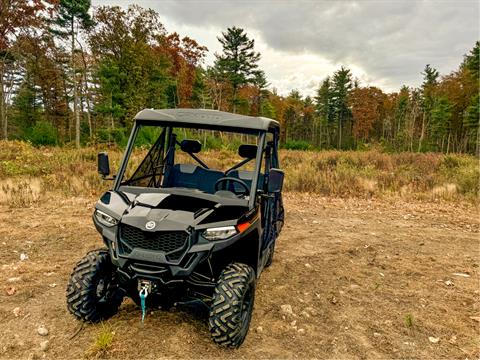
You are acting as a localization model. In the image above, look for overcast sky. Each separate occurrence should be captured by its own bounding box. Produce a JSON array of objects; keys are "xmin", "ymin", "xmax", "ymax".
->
[{"xmin": 92, "ymin": 0, "xmax": 479, "ymax": 96}]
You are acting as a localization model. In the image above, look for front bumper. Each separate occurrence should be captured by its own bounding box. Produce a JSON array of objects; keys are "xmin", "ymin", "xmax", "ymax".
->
[{"xmin": 93, "ymin": 214, "xmax": 257, "ymax": 284}]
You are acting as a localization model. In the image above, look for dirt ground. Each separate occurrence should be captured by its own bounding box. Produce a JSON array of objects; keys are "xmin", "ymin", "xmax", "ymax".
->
[{"xmin": 0, "ymin": 193, "xmax": 478, "ymax": 359}]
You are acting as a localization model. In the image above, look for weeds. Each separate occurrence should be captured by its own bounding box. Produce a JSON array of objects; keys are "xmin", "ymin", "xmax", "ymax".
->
[
  {"xmin": 0, "ymin": 140, "xmax": 478, "ymax": 203},
  {"xmin": 404, "ymin": 313, "xmax": 414, "ymax": 328},
  {"xmin": 0, "ymin": 179, "xmax": 41, "ymax": 207},
  {"xmin": 86, "ymin": 323, "xmax": 115, "ymax": 358}
]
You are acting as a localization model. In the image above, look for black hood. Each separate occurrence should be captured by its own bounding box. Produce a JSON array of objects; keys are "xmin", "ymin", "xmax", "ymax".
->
[{"xmin": 96, "ymin": 189, "xmax": 248, "ymax": 230}]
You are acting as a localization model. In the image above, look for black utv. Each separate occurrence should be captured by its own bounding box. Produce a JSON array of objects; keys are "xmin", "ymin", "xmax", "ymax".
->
[{"xmin": 66, "ymin": 109, "xmax": 285, "ymax": 348}]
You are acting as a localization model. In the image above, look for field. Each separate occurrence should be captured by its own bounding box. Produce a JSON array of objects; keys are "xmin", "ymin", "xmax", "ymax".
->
[{"xmin": 0, "ymin": 141, "xmax": 479, "ymax": 359}]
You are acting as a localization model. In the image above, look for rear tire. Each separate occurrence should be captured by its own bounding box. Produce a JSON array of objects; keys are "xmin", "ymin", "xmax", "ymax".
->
[
  {"xmin": 208, "ymin": 263, "xmax": 255, "ymax": 348},
  {"xmin": 265, "ymin": 241, "xmax": 275, "ymax": 267},
  {"xmin": 66, "ymin": 249, "xmax": 124, "ymax": 323}
]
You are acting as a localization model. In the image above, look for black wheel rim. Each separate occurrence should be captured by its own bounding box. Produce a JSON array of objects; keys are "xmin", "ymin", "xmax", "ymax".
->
[
  {"xmin": 95, "ymin": 271, "xmax": 115, "ymax": 305},
  {"xmin": 96, "ymin": 278, "xmax": 106, "ymax": 298}
]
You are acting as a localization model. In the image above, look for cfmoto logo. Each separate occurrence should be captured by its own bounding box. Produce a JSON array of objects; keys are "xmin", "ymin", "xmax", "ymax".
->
[{"xmin": 145, "ymin": 221, "xmax": 156, "ymax": 230}]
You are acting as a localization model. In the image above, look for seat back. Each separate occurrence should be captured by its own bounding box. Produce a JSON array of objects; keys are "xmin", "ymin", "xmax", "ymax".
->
[
  {"xmin": 227, "ymin": 170, "xmax": 264, "ymax": 191},
  {"xmin": 165, "ymin": 164, "xmax": 224, "ymax": 194}
]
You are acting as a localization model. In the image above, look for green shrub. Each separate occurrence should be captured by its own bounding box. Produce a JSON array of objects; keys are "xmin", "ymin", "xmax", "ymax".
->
[
  {"xmin": 25, "ymin": 121, "xmax": 57, "ymax": 146},
  {"xmin": 282, "ymin": 140, "xmax": 312, "ymax": 150},
  {"xmin": 96, "ymin": 127, "xmax": 128, "ymax": 147}
]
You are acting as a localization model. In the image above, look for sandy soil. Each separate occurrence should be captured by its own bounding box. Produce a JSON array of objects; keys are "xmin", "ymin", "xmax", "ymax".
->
[{"xmin": 0, "ymin": 193, "xmax": 478, "ymax": 359}]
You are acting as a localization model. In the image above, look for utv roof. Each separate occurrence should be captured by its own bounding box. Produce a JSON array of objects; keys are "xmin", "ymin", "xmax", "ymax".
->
[{"xmin": 134, "ymin": 108, "xmax": 279, "ymax": 132}]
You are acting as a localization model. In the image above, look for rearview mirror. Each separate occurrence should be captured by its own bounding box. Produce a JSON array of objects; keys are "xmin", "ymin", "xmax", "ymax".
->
[
  {"xmin": 180, "ymin": 139, "xmax": 202, "ymax": 153},
  {"xmin": 268, "ymin": 168, "xmax": 284, "ymax": 193},
  {"xmin": 97, "ymin": 152, "xmax": 110, "ymax": 177}
]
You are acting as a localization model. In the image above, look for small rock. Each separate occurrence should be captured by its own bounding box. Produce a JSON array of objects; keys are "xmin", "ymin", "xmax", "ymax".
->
[
  {"xmin": 329, "ymin": 296, "xmax": 338, "ymax": 304},
  {"xmin": 20, "ymin": 253, "xmax": 28, "ymax": 261},
  {"xmin": 428, "ymin": 336, "xmax": 440, "ymax": 343},
  {"xmin": 13, "ymin": 307, "xmax": 21, "ymax": 317},
  {"xmin": 301, "ymin": 311, "xmax": 310, "ymax": 318},
  {"xmin": 469, "ymin": 316, "xmax": 480, "ymax": 322},
  {"xmin": 448, "ymin": 335, "xmax": 457, "ymax": 344},
  {"xmin": 256, "ymin": 326, "xmax": 263, "ymax": 333},
  {"xmin": 5, "ymin": 286, "xmax": 16, "ymax": 295},
  {"xmin": 305, "ymin": 263, "xmax": 312, "ymax": 268},
  {"xmin": 444, "ymin": 280, "xmax": 454, "ymax": 286},
  {"xmin": 304, "ymin": 307, "xmax": 318, "ymax": 316},
  {"xmin": 297, "ymin": 328, "xmax": 305, "ymax": 334},
  {"xmin": 39, "ymin": 340, "xmax": 49, "ymax": 351},
  {"xmin": 373, "ymin": 332, "xmax": 381, "ymax": 337},
  {"xmin": 48, "ymin": 283, "xmax": 57, "ymax": 288},
  {"xmin": 280, "ymin": 304, "xmax": 294, "ymax": 316},
  {"xmin": 37, "ymin": 325, "xmax": 49, "ymax": 336},
  {"xmin": 7, "ymin": 277, "xmax": 21, "ymax": 283}
]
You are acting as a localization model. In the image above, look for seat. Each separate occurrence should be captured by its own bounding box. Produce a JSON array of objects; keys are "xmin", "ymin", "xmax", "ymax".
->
[
  {"xmin": 227, "ymin": 170, "xmax": 264, "ymax": 191},
  {"xmin": 165, "ymin": 164, "xmax": 224, "ymax": 194}
]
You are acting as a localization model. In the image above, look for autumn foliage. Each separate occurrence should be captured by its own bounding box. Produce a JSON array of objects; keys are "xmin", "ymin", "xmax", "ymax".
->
[{"xmin": 0, "ymin": 3, "xmax": 478, "ymax": 155}]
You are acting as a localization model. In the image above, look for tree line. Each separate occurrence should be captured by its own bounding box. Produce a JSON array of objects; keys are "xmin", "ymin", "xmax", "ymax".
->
[{"xmin": 1, "ymin": 1, "xmax": 478, "ymax": 154}]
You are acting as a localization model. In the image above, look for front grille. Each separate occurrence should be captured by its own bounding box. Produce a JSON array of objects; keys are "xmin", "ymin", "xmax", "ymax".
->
[{"xmin": 119, "ymin": 224, "xmax": 189, "ymax": 260}]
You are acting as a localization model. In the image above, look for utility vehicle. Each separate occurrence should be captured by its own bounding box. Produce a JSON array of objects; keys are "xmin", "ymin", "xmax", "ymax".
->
[{"xmin": 66, "ymin": 109, "xmax": 285, "ymax": 348}]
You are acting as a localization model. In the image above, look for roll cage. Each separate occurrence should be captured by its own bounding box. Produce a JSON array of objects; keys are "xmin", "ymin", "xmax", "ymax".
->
[{"xmin": 114, "ymin": 118, "xmax": 281, "ymax": 210}]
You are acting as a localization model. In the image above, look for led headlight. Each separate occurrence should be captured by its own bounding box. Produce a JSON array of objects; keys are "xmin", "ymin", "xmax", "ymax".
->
[
  {"xmin": 203, "ymin": 226, "xmax": 238, "ymax": 241},
  {"xmin": 94, "ymin": 209, "xmax": 118, "ymax": 227}
]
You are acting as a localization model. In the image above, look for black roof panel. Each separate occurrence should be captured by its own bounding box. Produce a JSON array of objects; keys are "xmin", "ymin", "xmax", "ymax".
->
[{"xmin": 134, "ymin": 108, "xmax": 279, "ymax": 131}]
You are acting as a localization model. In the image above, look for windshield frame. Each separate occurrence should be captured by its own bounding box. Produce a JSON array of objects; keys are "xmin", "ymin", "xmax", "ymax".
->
[{"xmin": 113, "ymin": 120, "xmax": 266, "ymax": 209}]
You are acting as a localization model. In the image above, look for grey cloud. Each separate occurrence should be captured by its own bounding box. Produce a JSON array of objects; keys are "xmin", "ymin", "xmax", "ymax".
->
[{"xmin": 93, "ymin": 0, "xmax": 479, "ymax": 91}]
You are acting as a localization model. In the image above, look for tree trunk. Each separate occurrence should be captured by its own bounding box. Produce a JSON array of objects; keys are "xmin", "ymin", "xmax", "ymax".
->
[
  {"xmin": 338, "ymin": 118, "xmax": 342, "ymax": 149},
  {"xmin": 79, "ymin": 45, "xmax": 92, "ymax": 140},
  {"xmin": 418, "ymin": 113, "xmax": 426, "ymax": 152},
  {"xmin": 0, "ymin": 61, "xmax": 6, "ymax": 140},
  {"xmin": 71, "ymin": 22, "xmax": 80, "ymax": 149},
  {"xmin": 232, "ymin": 85, "xmax": 237, "ymax": 113},
  {"xmin": 110, "ymin": 91, "xmax": 114, "ymax": 142},
  {"xmin": 476, "ymin": 124, "xmax": 480, "ymax": 157}
]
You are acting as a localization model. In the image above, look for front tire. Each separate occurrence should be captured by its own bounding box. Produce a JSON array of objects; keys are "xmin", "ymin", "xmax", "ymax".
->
[
  {"xmin": 66, "ymin": 249, "xmax": 124, "ymax": 323},
  {"xmin": 208, "ymin": 263, "xmax": 256, "ymax": 348}
]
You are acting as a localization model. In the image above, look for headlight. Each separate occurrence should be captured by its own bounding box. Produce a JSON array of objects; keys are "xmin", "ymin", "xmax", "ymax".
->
[
  {"xmin": 94, "ymin": 209, "xmax": 118, "ymax": 227},
  {"xmin": 203, "ymin": 226, "xmax": 237, "ymax": 241}
]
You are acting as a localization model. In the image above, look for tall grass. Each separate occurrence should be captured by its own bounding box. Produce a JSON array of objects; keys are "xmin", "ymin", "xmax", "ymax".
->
[{"xmin": 0, "ymin": 140, "xmax": 478, "ymax": 206}]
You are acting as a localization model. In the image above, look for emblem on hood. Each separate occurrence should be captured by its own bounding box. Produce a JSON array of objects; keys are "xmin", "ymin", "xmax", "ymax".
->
[{"xmin": 145, "ymin": 221, "xmax": 156, "ymax": 230}]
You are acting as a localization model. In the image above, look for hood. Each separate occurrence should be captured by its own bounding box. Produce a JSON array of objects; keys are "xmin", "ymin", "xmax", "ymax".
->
[{"xmin": 96, "ymin": 190, "xmax": 247, "ymax": 230}]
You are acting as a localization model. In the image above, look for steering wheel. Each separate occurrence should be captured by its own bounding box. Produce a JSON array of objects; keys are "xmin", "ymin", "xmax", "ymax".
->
[{"xmin": 214, "ymin": 177, "xmax": 250, "ymax": 197}]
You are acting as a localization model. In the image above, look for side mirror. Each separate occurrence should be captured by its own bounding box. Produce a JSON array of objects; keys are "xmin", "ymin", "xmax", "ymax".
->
[
  {"xmin": 97, "ymin": 152, "xmax": 110, "ymax": 177},
  {"xmin": 268, "ymin": 168, "xmax": 284, "ymax": 193}
]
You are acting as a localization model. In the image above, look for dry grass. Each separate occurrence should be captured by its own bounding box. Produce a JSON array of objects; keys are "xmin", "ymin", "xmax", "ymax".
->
[
  {"xmin": 0, "ymin": 140, "xmax": 478, "ymax": 207},
  {"xmin": 85, "ymin": 323, "xmax": 116, "ymax": 358}
]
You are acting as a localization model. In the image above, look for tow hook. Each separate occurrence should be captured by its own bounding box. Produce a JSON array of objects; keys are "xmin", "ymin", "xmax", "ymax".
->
[{"xmin": 138, "ymin": 280, "xmax": 152, "ymax": 323}]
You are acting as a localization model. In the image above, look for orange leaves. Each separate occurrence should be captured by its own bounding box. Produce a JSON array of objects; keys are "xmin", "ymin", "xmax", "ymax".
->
[
  {"xmin": 155, "ymin": 33, "xmax": 208, "ymax": 107},
  {"xmin": 349, "ymin": 86, "xmax": 386, "ymax": 141}
]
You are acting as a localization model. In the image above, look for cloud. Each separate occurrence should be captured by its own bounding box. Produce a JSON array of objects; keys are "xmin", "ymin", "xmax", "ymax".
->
[{"xmin": 92, "ymin": 0, "xmax": 479, "ymax": 95}]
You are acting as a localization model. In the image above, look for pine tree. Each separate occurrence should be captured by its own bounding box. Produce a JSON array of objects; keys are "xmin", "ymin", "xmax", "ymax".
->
[
  {"xmin": 461, "ymin": 41, "xmax": 479, "ymax": 81},
  {"xmin": 51, "ymin": 0, "xmax": 93, "ymax": 148},
  {"xmin": 215, "ymin": 27, "xmax": 260, "ymax": 113},
  {"xmin": 331, "ymin": 67, "xmax": 353, "ymax": 149},
  {"xmin": 418, "ymin": 64, "xmax": 439, "ymax": 151},
  {"xmin": 252, "ymin": 70, "xmax": 269, "ymax": 116},
  {"xmin": 431, "ymin": 96, "xmax": 452, "ymax": 151}
]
